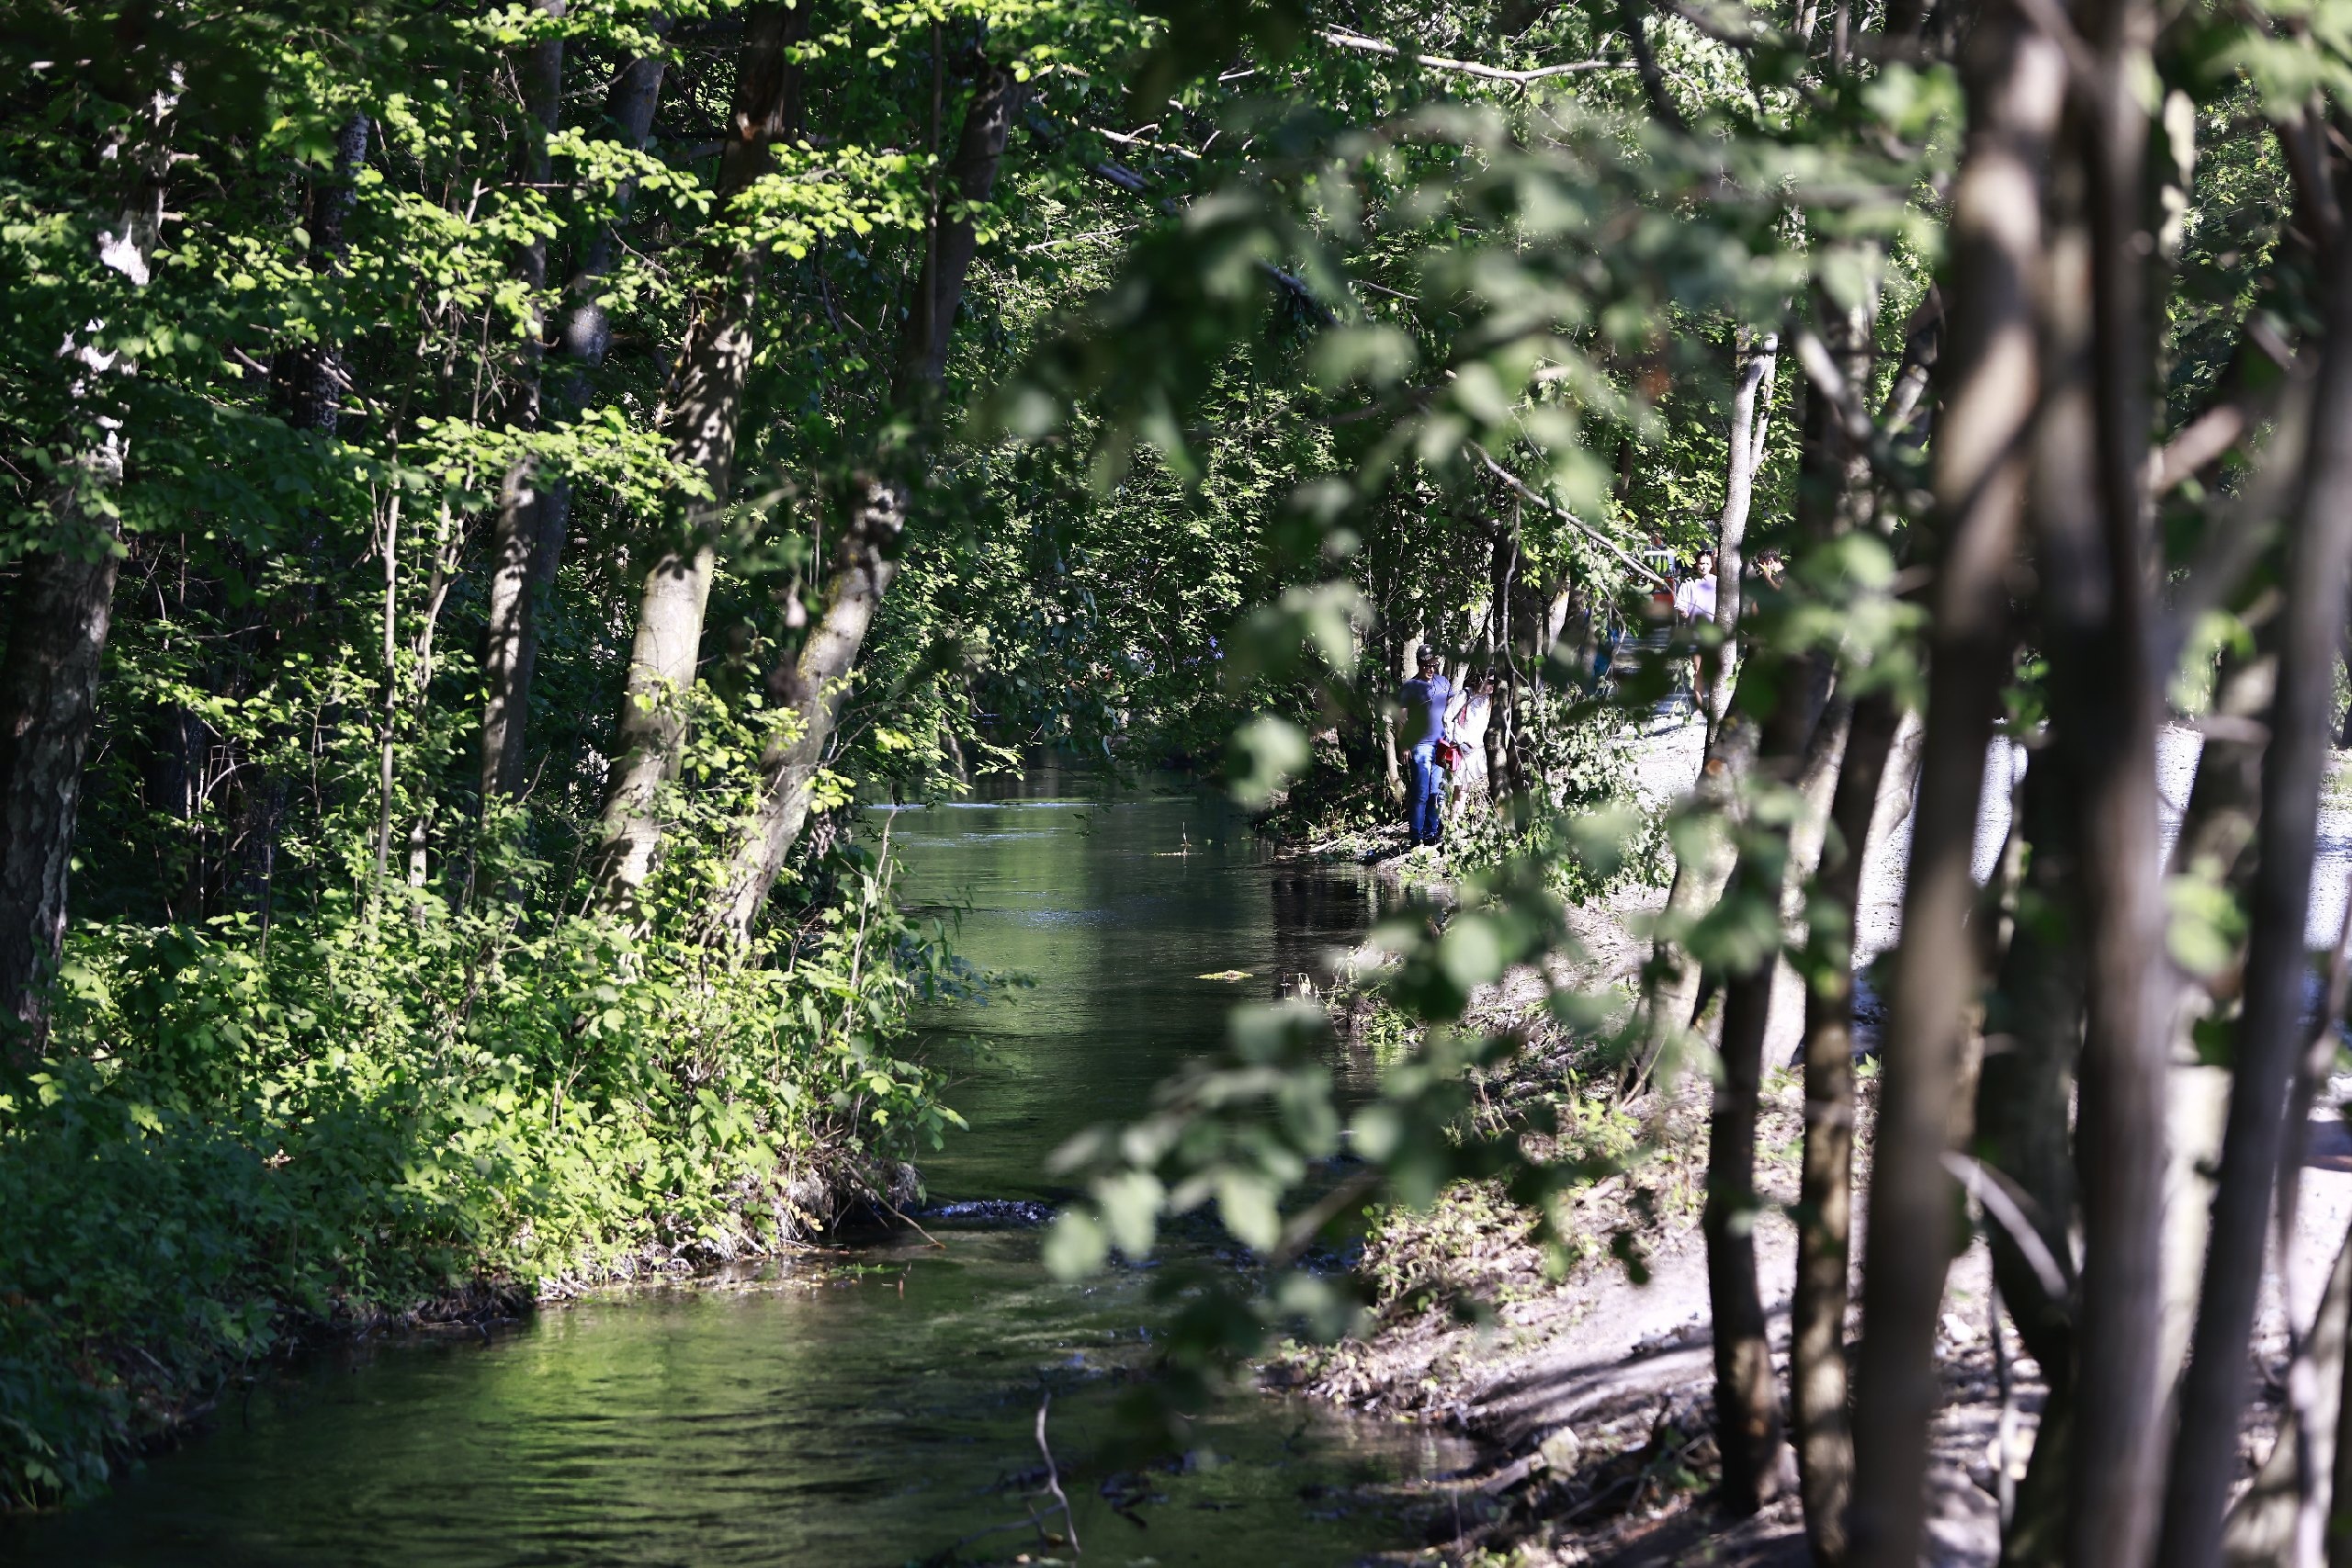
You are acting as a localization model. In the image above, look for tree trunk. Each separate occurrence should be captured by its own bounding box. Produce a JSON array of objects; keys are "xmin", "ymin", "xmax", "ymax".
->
[
  {"xmin": 1703, "ymin": 648, "xmax": 1822, "ymax": 1512},
  {"xmin": 2225, "ymin": 1223, "xmax": 2352, "ymax": 1566},
  {"xmin": 0, "ymin": 525, "xmax": 124, "ymax": 1054},
  {"xmin": 1708, "ymin": 331, "xmax": 1779, "ymax": 722},
  {"xmin": 1973, "ymin": 745, "xmax": 2085, "ymax": 1376},
  {"xmin": 705, "ymin": 61, "xmax": 1025, "ymax": 942},
  {"xmin": 501, "ymin": 40, "xmax": 670, "ymax": 792},
  {"xmin": 707, "ymin": 480, "xmax": 906, "ymax": 940},
  {"xmin": 1844, "ymin": 8, "xmax": 2065, "ymax": 1563},
  {"xmin": 2038, "ymin": 0, "xmax": 2172, "ymax": 1549},
  {"xmin": 1623, "ymin": 708, "xmax": 1756, "ymax": 1089},
  {"xmin": 480, "ymin": 3, "xmax": 568, "ymax": 805},
  {"xmin": 232, "ymin": 110, "xmax": 370, "ymax": 915},
  {"xmin": 593, "ymin": 4, "xmax": 809, "ymax": 909},
  {"xmin": 1780, "ymin": 273, "xmax": 1891, "ymax": 1559},
  {"xmin": 266, "ymin": 113, "xmax": 369, "ymax": 436},
  {"xmin": 1624, "ymin": 330, "xmax": 1786, "ymax": 1089},
  {"xmin": 1708, "ymin": 320, "xmax": 1872, "ymax": 1516},
  {"xmin": 2160, "ymin": 216, "xmax": 2352, "ymax": 1568},
  {"xmin": 0, "ymin": 130, "xmax": 166, "ymax": 1050},
  {"xmin": 1791, "ymin": 684, "xmax": 1899, "ymax": 1566}
]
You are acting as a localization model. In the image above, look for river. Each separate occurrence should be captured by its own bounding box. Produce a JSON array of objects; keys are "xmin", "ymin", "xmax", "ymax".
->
[{"xmin": 5, "ymin": 773, "xmax": 1467, "ymax": 1566}]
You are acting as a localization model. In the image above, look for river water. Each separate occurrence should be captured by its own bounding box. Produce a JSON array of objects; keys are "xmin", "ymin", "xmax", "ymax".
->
[{"xmin": 7, "ymin": 773, "xmax": 1466, "ymax": 1566}]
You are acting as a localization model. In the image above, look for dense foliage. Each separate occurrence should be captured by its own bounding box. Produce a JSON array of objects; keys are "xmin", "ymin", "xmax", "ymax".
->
[{"xmin": 7, "ymin": 0, "xmax": 2352, "ymax": 1561}]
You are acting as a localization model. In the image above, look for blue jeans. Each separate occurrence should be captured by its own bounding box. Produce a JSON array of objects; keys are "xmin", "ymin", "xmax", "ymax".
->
[{"xmin": 1407, "ymin": 742, "xmax": 1445, "ymax": 843}]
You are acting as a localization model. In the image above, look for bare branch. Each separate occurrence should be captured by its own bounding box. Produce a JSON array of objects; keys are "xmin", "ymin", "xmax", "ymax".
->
[
  {"xmin": 1616, "ymin": 0, "xmax": 1692, "ymax": 134},
  {"xmin": 1472, "ymin": 444, "xmax": 1669, "ymax": 588},
  {"xmin": 1315, "ymin": 27, "xmax": 1637, "ymax": 84},
  {"xmin": 2150, "ymin": 316, "xmax": 2297, "ymax": 495},
  {"xmin": 1791, "ymin": 322, "xmax": 1935, "ymax": 514}
]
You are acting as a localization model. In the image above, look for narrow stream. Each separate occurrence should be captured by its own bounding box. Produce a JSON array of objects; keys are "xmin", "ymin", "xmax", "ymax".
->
[{"xmin": 7, "ymin": 773, "xmax": 1468, "ymax": 1566}]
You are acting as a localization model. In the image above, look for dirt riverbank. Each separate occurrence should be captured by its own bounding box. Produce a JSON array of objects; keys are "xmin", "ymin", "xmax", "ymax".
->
[{"xmin": 1266, "ymin": 718, "xmax": 2352, "ymax": 1564}]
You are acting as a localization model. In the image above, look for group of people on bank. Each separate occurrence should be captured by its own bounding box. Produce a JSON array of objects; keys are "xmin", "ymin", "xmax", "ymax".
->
[
  {"xmin": 1396, "ymin": 652, "xmax": 1496, "ymax": 848},
  {"xmin": 1397, "ymin": 545, "xmax": 1761, "ymax": 846}
]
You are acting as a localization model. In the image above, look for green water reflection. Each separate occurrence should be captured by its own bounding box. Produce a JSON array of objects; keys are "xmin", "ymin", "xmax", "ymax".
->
[{"xmin": 6, "ymin": 773, "xmax": 1461, "ymax": 1566}]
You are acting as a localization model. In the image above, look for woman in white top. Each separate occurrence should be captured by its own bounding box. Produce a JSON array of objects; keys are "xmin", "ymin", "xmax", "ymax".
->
[{"xmin": 1447, "ymin": 670, "xmax": 1497, "ymax": 805}]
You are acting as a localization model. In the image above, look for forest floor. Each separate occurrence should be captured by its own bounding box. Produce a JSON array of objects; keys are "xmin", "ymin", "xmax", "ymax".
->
[{"xmin": 1271, "ymin": 715, "xmax": 2352, "ymax": 1565}]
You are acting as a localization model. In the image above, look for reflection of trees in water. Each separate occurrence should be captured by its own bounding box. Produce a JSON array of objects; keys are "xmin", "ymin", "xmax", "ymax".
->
[{"xmin": 1266, "ymin": 867, "xmax": 1389, "ymax": 993}]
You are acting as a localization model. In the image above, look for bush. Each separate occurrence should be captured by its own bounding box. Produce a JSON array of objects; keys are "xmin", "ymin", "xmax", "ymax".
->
[{"xmin": 0, "ymin": 842, "xmax": 964, "ymax": 1507}]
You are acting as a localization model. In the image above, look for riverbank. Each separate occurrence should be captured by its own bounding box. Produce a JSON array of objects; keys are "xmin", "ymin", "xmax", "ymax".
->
[
  {"xmin": 5, "ymin": 778, "xmax": 1479, "ymax": 1567},
  {"xmin": 1260, "ymin": 718, "xmax": 2352, "ymax": 1564},
  {"xmin": 0, "ymin": 874, "xmax": 955, "ymax": 1512}
]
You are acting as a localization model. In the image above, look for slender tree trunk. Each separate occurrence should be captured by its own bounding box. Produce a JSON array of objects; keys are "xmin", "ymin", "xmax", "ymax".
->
[
  {"xmin": 2160, "ymin": 219, "xmax": 2352, "ymax": 1568},
  {"xmin": 705, "ymin": 61, "xmax": 1025, "ymax": 942},
  {"xmin": 1709, "ymin": 331, "xmax": 1779, "ymax": 721},
  {"xmin": 480, "ymin": 4, "xmax": 568, "ymax": 805},
  {"xmin": 1780, "ymin": 275, "xmax": 1890, "ymax": 1562},
  {"xmin": 372, "ymin": 490, "xmax": 403, "ymax": 891},
  {"xmin": 482, "ymin": 28, "xmax": 669, "ymax": 807},
  {"xmin": 2035, "ymin": 0, "xmax": 2172, "ymax": 1550},
  {"xmin": 1969, "ymin": 739, "xmax": 2089, "ymax": 1568},
  {"xmin": 593, "ymin": 5, "xmax": 809, "ymax": 909},
  {"xmin": 234, "ymin": 109, "xmax": 370, "ymax": 917},
  {"xmin": 1623, "ymin": 331, "xmax": 1786, "ymax": 1088},
  {"xmin": 1623, "ymin": 709, "xmax": 1757, "ymax": 1089},
  {"xmin": 1792, "ymin": 685, "xmax": 1899, "ymax": 1566},
  {"xmin": 267, "ymin": 112, "xmax": 369, "ymax": 436},
  {"xmin": 1845, "ymin": 9, "xmax": 2065, "ymax": 1563},
  {"xmin": 1704, "ymin": 648, "xmax": 1821, "ymax": 1511},
  {"xmin": 1973, "ymin": 745, "xmax": 2085, "ymax": 1375},
  {"xmin": 0, "ymin": 525, "xmax": 124, "ymax": 1055},
  {"xmin": 1708, "ymin": 319, "xmax": 1871, "ymax": 1515}
]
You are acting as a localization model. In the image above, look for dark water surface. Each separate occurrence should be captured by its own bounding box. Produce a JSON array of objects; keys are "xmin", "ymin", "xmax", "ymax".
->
[{"xmin": 6, "ymin": 773, "xmax": 1466, "ymax": 1566}]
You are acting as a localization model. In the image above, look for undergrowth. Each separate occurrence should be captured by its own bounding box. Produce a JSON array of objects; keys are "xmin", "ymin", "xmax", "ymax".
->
[{"xmin": 0, "ymin": 833, "xmax": 967, "ymax": 1508}]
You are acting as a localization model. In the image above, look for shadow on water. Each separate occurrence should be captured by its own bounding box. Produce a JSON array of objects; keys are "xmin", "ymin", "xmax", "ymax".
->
[{"xmin": 4, "ymin": 766, "xmax": 1465, "ymax": 1567}]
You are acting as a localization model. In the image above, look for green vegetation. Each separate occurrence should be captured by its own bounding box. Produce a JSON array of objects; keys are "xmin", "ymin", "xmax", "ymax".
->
[{"xmin": 5, "ymin": 0, "xmax": 2351, "ymax": 1558}]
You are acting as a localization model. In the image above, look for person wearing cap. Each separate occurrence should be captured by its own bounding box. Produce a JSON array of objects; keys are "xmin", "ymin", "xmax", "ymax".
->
[{"xmin": 1398, "ymin": 648, "xmax": 1453, "ymax": 847}]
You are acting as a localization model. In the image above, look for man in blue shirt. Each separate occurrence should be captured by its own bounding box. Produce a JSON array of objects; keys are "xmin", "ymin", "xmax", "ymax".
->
[{"xmin": 1398, "ymin": 648, "xmax": 1453, "ymax": 847}]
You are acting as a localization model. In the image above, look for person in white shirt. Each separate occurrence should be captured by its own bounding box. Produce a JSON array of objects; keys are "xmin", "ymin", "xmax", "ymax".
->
[
  {"xmin": 1671, "ymin": 549, "xmax": 1717, "ymax": 717},
  {"xmin": 1446, "ymin": 670, "xmax": 1497, "ymax": 805},
  {"xmin": 1672, "ymin": 549, "xmax": 1718, "ymax": 623}
]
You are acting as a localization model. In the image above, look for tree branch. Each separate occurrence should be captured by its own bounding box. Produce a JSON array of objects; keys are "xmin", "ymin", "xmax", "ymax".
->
[
  {"xmin": 1316, "ymin": 27, "xmax": 1636, "ymax": 84},
  {"xmin": 1616, "ymin": 0, "xmax": 1691, "ymax": 134},
  {"xmin": 1791, "ymin": 323, "xmax": 1934, "ymax": 514},
  {"xmin": 1472, "ymin": 444, "xmax": 1669, "ymax": 588}
]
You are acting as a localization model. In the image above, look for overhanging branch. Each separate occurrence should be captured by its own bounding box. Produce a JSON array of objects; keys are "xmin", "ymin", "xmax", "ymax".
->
[{"xmin": 1472, "ymin": 444, "xmax": 1668, "ymax": 588}]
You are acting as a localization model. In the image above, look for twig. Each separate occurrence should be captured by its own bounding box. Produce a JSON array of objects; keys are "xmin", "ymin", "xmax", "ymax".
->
[
  {"xmin": 878, "ymin": 1193, "xmax": 950, "ymax": 1249},
  {"xmin": 1266, "ymin": 1166, "xmax": 1381, "ymax": 1268},
  {"xmin": 1941, "ymin": 1151, "xmax": 2071, "ymax": 1304},
  {"xmin": 1035, "ymin": 1393, "xmax": 1081, "ymax": 1554}
]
